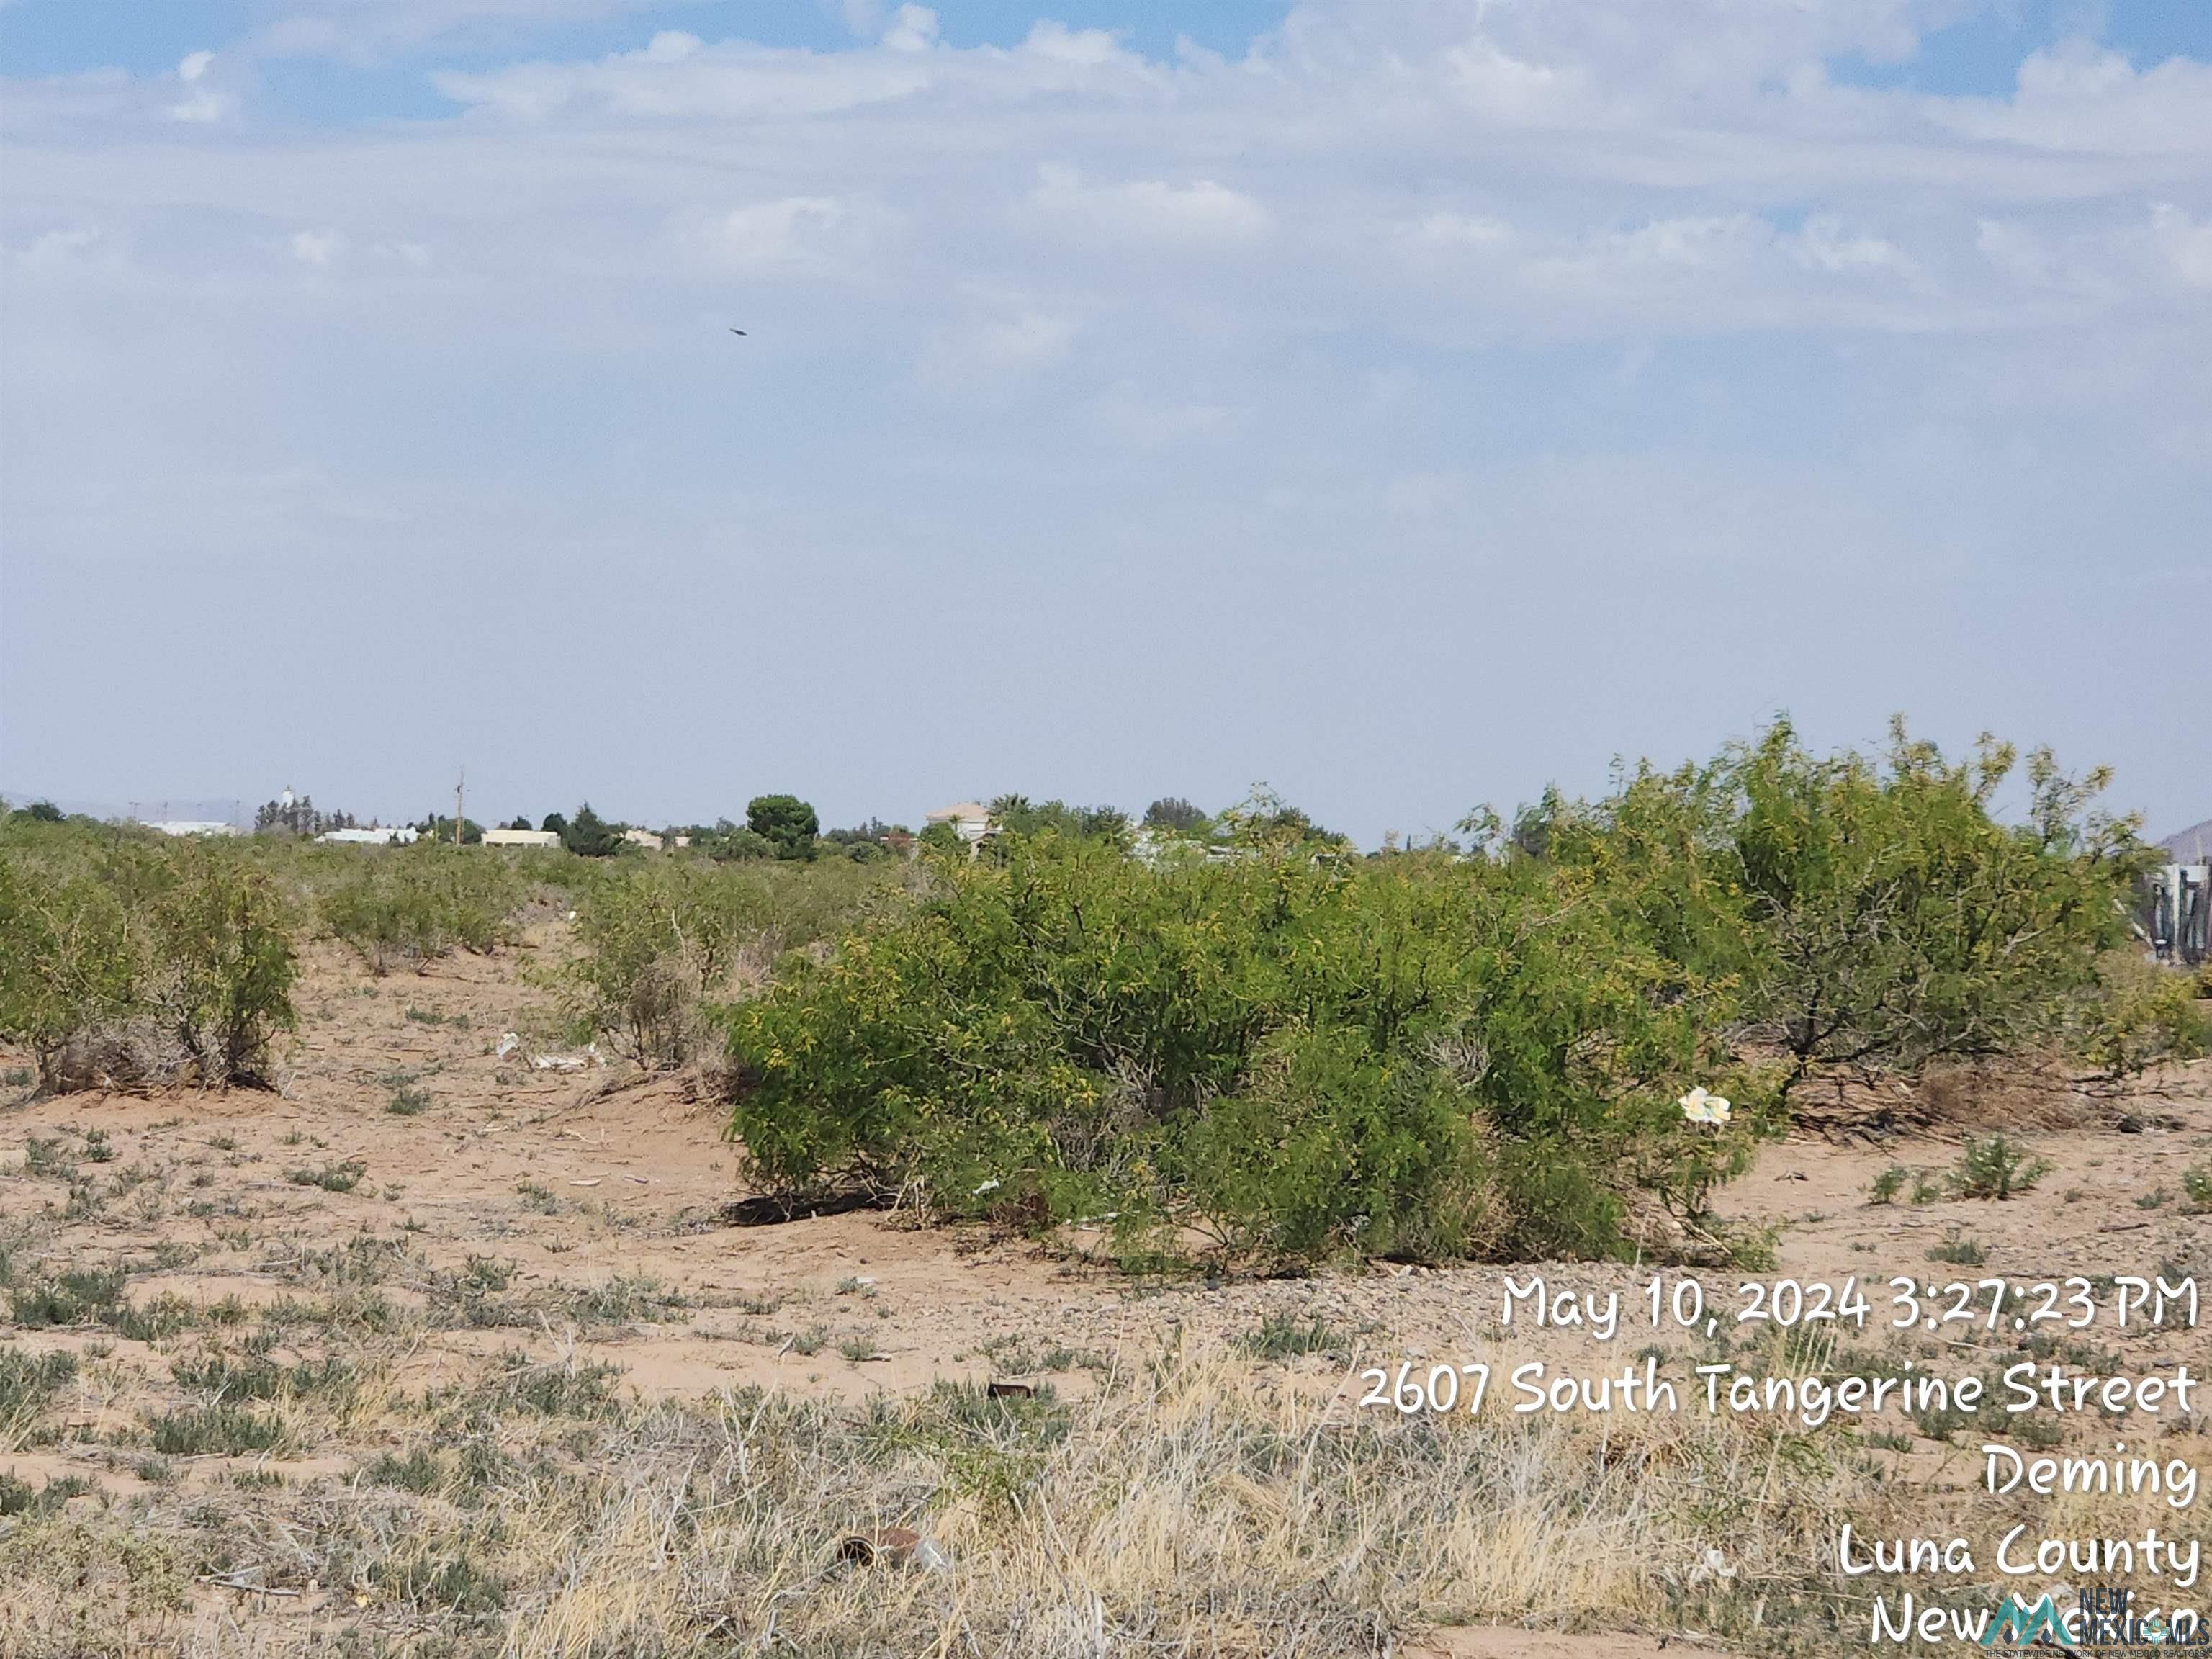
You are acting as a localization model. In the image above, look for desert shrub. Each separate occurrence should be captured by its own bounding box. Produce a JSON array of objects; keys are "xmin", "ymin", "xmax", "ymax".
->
[
  {"xmin": 1947, "ymin": 1133, "xmax": 2051, "ymax": 1200},
  {"xmin": 319, "ymin": 848, "xmax": 523, "ymax": 974},
  {"xmin": 0, "ymin": 835, "xmax": 295, "ymax": 1089},
  {"xmin": 145, "ymin": 843, "xmax": 297, "ymax": 1086},
  {"xmin": 0, "ymin": 859, "xmax": 138, "ymax": 1089},
  {"xmin": 567, "ymin": 858, "xmax": 891, "ymax": 1066},
  {"xmin": 2067, "ymin": 949, "xmax": 2210, "ymax": 1079},
  {"xmin": 1549, "ymin": 719, "xmax": 2139, "ymax": 1100},
  {"xmin": 724, "ymin": 836, "xmax": 1767, "ymax": 1265},
  {"xmin": 2183, "ymin": 1161, "xmax": 2212, "ymax": 1212}
]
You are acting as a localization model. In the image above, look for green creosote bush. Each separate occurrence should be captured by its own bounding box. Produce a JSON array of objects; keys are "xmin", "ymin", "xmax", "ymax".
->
[
  {"xmin": 318, "ymin": 848, "xmax": 524, "ymax": 975},
  {"xmin": 724, "ymin": 832, "xmax": 1770, "ymax": 1267},
  {"xmin": 2067, "ymin": 948, "xmax": 2211, "ymax": 1079},
  {"xmin": 0, "ymin": 831, "xmax": 296, "ymax": 1091},
  {"xmin": 1537, "ymin": 719, "xmax": 2141, "ymax": 1105}
]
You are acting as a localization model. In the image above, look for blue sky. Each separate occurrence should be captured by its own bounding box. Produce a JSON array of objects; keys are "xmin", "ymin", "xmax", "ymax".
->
[{"xmin": 2, "ymin": 1, "xmax": 2208, "ymax": 840}]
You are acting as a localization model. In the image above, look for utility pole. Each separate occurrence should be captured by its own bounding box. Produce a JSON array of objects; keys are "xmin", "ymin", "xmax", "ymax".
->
[{"xmin": 455, "ymin": 770, "xmax": 465, "ymax": 847}]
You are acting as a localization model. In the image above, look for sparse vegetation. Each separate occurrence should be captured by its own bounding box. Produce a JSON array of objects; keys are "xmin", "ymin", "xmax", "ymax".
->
[
  {"xmin": 2184, "ymin": 1159, "xmax": 2212, "ymax": 1212},
  {"xmin": 1928, "ymin": 1229, "xmax": 1987, "ymax": 1266},
  {"xmin": 2069, "ymin": 948, "xmax": 2211, "ymax": 1078},
  {"xmin": 319, "ymin": 848, "xmax": 524, "ymax": 974},
  {"xmin": 287, "ymin": 1159, "xmax": 366, "ymax": 1194},
  {"xmin": 1948, "ymin": 1133, "xmax": 2052, "ymax": 1200},
  {"xmin": 565, "ymin": 855, "xmax": 889, "ymax": 1067}
]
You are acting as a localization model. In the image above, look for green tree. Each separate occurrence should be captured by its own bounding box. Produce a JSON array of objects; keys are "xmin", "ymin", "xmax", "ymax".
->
[
  {"xmin": 746, "ymin": 795, "xmax": 819, "ymax": 861},
  {"xmin": 561, "ymin": 804, "xmax": 623, "ymax": 858},
  {"xmin": 1143, "ymin": 797, "xmax": 1208, "ymax": 835},
  {"xmin": 415, "ymin": 815, "xmax": 483, "ymax": 845}
]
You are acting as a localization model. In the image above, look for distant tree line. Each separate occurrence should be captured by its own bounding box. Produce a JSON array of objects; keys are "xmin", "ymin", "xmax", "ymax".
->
[{"xmin": 254, "ymin": 795, "xmax": 356, "ymax": 837}]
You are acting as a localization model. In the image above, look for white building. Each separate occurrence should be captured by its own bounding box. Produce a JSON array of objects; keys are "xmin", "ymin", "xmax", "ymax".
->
[
  {"xmin": 483, "ymin": 828, "xmax": 562, "ymax": 849},
  {"xmin": 622, "ymin": 827, "xmax": 665, "ymax": 852},
  {"xmin": 925, "ymin": 802, "xmax": 993, "ymax": 847},
  {"xmin": 316, "ymin": 825, "xmax": 419, "ymax": 845},
  {"xmin": 150, "ymin": 821, "xmax": 242, "ymax": 838}
]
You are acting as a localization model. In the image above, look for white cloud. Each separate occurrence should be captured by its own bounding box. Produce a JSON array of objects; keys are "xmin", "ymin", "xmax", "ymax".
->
[
  {"xmin": 882, "ymin": 6, "xmax": 939, "ymax": 54},
  {"xmin": 1445, "ymin": 37, "xmax": 1576, "ymax": 120},
  {"xmin": 1382, "ymin": 472, "xmax": 1466, "ymax": 517},
  {"xmin": 1951, "ymin": 42, "xmax": 2212, "ymax": 156},
  {"xmin": 1093, "ymin": 382, "xmax": 1238, "ymax": 449},
  {"xmin": 1406, "ymin": 212, "xmax": 1514, "ymax": 250},
  {"xmin": 940, "ymin": 305, "xmax": 1078, "ymax": 379},
  {"xmin": 12, "ymin": 227, "xmax": 102, "ymax": 273},
  {"xmin": 2152, "ymin": 204, "xmax": 2212, "ymax": 289},
  {"xmin": 289, "ymin": 229, "xmax": 343, "ymax": 266},
  {"xmin": 433, "ymin": 38, "xmax": 933, "ymax": 122},
  {"xmin": 685, "ymin": 197, "xmax": 861, "ymax": 275},
  {"xmin": 1029, "ymin": 166, "xmax": 1267, "ymax": 248},
  {"xmin": 163, "ymin": 48, "xmax": 232, "ymax": 122},
  {"xmin": 1020, "ymin": 21, "xmax": 1126, "ymax": 69},
  {"xmin": 1791, "ymin": 215, "xmax": 1910, "ymax": 275}
]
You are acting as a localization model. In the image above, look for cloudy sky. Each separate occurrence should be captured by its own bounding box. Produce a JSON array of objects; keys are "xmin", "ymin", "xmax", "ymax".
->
[{"xmin": 2, "ymin": 1, "xmax": 2207, "ymax": 841}]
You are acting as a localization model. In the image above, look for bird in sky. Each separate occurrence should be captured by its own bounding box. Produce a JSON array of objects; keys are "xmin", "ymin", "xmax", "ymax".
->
[{"xmin": 729, "ymin": 328, "xmax": 747, "ymax": 336}]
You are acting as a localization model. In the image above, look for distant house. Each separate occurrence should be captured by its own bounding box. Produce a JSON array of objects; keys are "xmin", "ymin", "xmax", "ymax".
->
[
  {"xmin": 316, "ymin": 824, "xmax": 419, "ymax": 845},
  {"xmin": 2159, "ymin": 819, "xmax": 2212, "ymax": 864},
  {"xmin": 150, "ymin": 821, "xmax": 242, "ymax": 838},
  {"xmin": 483, "ymin": 828, "xmax": 562, "ymax": 850},
  {"xmin": 622, "ymin": 827, "xmax": 664, "ymax": 853},
  {"xmin": 925, "ymin": 803, "xmax": 993, "ymax": 848}
]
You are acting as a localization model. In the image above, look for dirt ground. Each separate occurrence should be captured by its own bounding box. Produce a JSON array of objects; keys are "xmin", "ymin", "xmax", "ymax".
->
[{"xmin": 4, "ymin": 927, "xmax": 2208, "ymax": 1655}]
